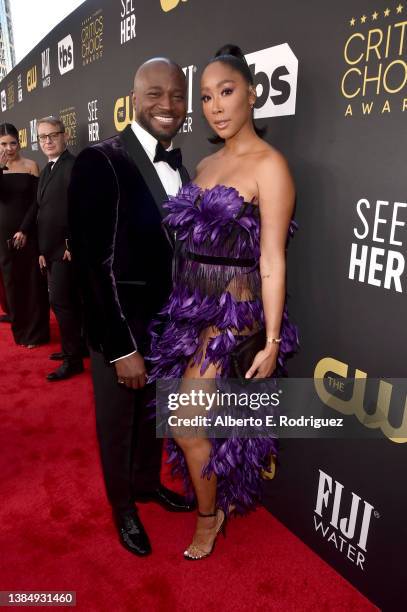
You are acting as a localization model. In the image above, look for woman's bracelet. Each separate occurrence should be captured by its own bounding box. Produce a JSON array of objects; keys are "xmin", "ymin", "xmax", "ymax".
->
[{"xmin": 266, "ymin": 337, "xmax": 281, "ymax": 344}]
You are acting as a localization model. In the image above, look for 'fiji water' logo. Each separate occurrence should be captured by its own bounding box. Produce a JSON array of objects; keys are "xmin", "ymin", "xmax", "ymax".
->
[{"xmin": 314, "ymin": 469, "xmax": 378, "ymax": 571}]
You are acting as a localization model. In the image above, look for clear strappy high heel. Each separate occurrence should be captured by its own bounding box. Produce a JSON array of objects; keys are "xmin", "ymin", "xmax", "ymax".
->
[{"xmin": 183, "ymin": 508, "xmax": 227, "ymax": 560}]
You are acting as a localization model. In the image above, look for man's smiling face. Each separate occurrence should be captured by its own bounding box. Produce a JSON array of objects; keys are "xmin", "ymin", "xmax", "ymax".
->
[{"xmin": 132, "ymin": 60, "xmax": 187, "ymax": 147}]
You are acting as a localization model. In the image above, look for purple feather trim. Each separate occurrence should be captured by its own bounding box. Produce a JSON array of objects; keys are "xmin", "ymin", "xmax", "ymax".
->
[{"xmin": 146, "ymin": 183, "xmax": 299, "ymax": 515}]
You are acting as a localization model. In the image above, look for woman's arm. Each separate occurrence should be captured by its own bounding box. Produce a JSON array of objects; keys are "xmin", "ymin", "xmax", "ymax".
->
[
  {"xmin": 245, "ymin": 150, "xmax": 295, "ymax": 378},
  {"xmin": 30, "ymin": 160, "xmax": 40, "ymax": 178},
  {"xmin": 19, "ymin": 174, "xmax": 39, "ymax": 237}
]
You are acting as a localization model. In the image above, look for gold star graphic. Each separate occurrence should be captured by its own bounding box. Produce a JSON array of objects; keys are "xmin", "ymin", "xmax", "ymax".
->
[
  {"xmin": 350, "ymin": 17, "xmax": 356, "ymax": 26},
  {"xmin": 361, "ymin": 14, "xmax": 367, "ymax": 23},
  {"xmin": 396, "ymin": 4, "xmax": 403, "ymax": 13},
  {"xmin": 384, "ymin": 8, "xmax": 390, "ymax": 16},
  {"xmin": 372, "ymin": 11, "xmax": 378, "ymax": 20}
]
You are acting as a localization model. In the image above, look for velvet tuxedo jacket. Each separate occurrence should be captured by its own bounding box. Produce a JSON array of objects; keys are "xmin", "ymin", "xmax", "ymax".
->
[
  {"xmin": 68, "ymin": 125, "xmax": 189, "ymax": 362},
  {"xmin": 37, "ymin": 149, "xmax": 76, "ymax": 261}
]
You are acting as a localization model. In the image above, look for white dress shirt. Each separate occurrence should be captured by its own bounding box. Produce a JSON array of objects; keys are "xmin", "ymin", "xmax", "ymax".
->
[
  {"xmin": 111, "ymin": 121, "xmax": 182, "ymax": 363},
  {"xmin": 131, "ymin": 120, "xmax": 182, "ymax": 196}
]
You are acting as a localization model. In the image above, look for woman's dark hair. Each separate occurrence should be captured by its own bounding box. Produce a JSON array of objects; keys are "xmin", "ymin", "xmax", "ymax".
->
[
  {"xmin": 206, "ymin": 44, "xmax": 266, "ymax": 144},
  {"xmin": 0, "ymin": 122, "xmax": 19, "ymax": 141},
  {"xmin": 209, "ymin": 44, "xmax": 254, "ymax": 85}
]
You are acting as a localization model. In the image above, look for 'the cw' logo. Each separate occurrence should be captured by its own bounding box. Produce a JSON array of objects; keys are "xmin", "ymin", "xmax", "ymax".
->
[
  {"xmin": 26, "ymin": 66, "xmax": 37, "ymax": 92},
  {"xmin": 114, "ymin": 96, "xmax": 135, "ymax": 131},
  {"xmin": 160, "ymin": 0, "xmax": 188, "ymax": 12},
  {"xmin": 314, "ymin": 357, "xmax": 407, "ymax": 443}
]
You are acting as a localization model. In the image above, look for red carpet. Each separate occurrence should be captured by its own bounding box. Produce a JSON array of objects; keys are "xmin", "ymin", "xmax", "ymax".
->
[{"xmin": 0, "ymin": 315, "xmax": 377, "ymax": 611}]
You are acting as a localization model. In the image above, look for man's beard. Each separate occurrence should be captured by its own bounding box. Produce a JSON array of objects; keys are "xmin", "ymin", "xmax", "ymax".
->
[{"xmin": 137, "ymin": 112, "xmax": 180, "ymax": 142}]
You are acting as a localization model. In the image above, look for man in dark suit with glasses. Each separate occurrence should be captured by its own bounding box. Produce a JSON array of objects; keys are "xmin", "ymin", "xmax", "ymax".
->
[{"xmin": 37, "ymin": 116, "xmax": 84, "ymax": 381}]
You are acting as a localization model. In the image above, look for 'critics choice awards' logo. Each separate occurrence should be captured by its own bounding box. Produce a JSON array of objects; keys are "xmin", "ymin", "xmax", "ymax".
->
[
  {"xmin": 58, "ymin": 35, "xmax": 74, "ymax": 75},
  {"xmin": 341, "ymin": 4, "xmax": 407, "ymax": 117},
  {"xmin": 314, "ymin": 469, "xmax": 377, "ymax": 570},
  {"xmin": 120, "ymin": 0, "xmax": 136, "ymax": 44},
  {"xmin": 41, "ymin": 48, "xmax": 51, "ymax": 87},
  {"xmin": 60, "ymin": 107, "xmax": 78, "ymax": 146},
  {"xmin": 81, "ymin": 10, "xmax": 103, "ymax": 66},
  {"xmin": 6, "ymin": 82, "xmax": 14, "ymax": 110},
  {"xmin": 245, "ymin": 44, "xmax": 298, "ymax": 118}
]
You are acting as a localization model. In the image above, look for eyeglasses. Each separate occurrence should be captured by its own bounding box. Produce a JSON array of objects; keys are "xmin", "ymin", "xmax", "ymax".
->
[{"xmin": 38, "ymin": 131, "xmax": 64, "ymax": 143}]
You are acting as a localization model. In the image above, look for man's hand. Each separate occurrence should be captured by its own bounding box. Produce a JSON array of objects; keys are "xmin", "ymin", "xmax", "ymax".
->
[
  {"xmin": 115, "ymin": 352, "xmax": 147, "ymax": 390},
  {"xmin": 13, "ymin": 232, "xmax": 26, "ymax": 249},
  {"xmin": 39, "ymin": 255, "xmax": 47, "ymax": 270},
  {"xmin": 62, "ymin": 249, "xmax": 72, "ymax": 262}
]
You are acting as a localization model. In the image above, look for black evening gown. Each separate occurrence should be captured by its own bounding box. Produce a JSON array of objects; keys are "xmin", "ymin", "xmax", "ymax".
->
[{"xmin": 0, "ymin": 171, "xmax": 50, "ymax": 345}]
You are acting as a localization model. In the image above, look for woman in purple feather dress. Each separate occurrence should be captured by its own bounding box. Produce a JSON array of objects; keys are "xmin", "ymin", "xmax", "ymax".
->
[{"xmin": 147, "ymin": 44, "xmax": 299, "ymax": 559}]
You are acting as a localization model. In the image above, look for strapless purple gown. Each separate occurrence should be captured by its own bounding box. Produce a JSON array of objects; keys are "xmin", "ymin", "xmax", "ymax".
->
[{"xmin": 147, "ymin": 183, "xmax": 299, "ymax": 514}]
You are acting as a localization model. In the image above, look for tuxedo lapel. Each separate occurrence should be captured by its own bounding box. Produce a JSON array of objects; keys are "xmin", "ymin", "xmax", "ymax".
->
[
  {"xmin": 179, "ymin": 165, "xmax": 190, "ymax": 186},
  {"xmin": 39, "ymin": 150, "xmax": 67, "ymax": 199},
  {"xmin": 119, "ymin": 125, "xmax": 169, "ymax": 219}
]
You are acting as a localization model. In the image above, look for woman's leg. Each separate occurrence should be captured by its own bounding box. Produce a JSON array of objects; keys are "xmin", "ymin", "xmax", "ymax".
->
[{"xmin": 173, "ymin": 332, "xmax": 225, "ymax": 556}]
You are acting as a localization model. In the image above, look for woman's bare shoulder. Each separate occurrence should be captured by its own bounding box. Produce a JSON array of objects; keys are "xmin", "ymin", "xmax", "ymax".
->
[
  {"xmin": 22, "ymin": 157, "xmax": 40, "ymax": 176},
  {"xmin": 254, "ymin": 144, "xmax": 292, "ymax": 183}
]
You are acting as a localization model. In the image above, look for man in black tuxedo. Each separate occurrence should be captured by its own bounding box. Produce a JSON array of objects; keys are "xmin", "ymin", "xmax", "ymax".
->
[
  {"xmin": 68, "ymin": 58, "xmax": 193, "ymax": 556},
  {"xmin": 37, "ymin": 117, "xmax": 84, "ymax": 381}
]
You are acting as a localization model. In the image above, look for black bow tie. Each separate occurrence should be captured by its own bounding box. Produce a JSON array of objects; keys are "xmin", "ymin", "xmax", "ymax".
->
[{"xmin": 154, "ymin": 142, "xmax": 182, "ymax": 171}]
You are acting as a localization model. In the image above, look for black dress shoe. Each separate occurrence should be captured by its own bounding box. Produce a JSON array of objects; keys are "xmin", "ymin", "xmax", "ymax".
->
[
  {"xmin": 46, "ymin": 360, "xmax": 84, "ymax": 381},
  {"xmin": 114, "ymin": 510, "xmax": 151, "ymax": 556},
  {"xmin": 49, "ymin": 351, "xmax": 66, "ymax": 361},
  {"xmin": 135, "ymin": 484, "xmax": 196, "ymax": 512}
]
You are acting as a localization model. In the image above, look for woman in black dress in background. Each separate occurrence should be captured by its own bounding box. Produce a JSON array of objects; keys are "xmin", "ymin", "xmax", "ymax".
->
[{"xmin": 0, "ymin": 123, "xmax": 49, "ymax": 347}]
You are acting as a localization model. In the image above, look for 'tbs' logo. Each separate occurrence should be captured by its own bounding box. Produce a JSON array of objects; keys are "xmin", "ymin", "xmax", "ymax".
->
[
  {"xmin": 58, "ymin": 35, "xmax": 74, "ymax": 75},
  {"xmin": 245, "ymin": 44, "xmax": 298, "ymax": 118}
]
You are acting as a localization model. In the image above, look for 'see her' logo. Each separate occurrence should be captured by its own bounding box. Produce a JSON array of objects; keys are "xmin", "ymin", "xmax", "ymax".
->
[{"xmin": 160, "ymin": 0, "xmax": 188, "ymax": 12}]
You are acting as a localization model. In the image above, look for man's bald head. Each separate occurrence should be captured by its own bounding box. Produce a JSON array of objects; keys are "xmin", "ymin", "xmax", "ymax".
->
[
  {"xmin": 133, "ymin": 58, "xmax": 185, "ymax": 91},
  {"xmin": 131, "ymin": 57, "xmax": 187, "ymax": 147}
]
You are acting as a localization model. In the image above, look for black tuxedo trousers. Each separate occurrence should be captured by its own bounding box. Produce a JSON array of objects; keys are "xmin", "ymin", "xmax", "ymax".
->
[
  {"xmin": 90, "ymin": 349, "xmax": 162, "ymax": 511},
  {"xmin": 46, "ymin": 259, "xmax": 82, "ymax": 361}
]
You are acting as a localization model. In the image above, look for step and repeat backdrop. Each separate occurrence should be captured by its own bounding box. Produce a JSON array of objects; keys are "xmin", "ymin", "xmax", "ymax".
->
[{"xmin": 1, "ymin": 0, "xmax": 406, "ymax": 608}]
